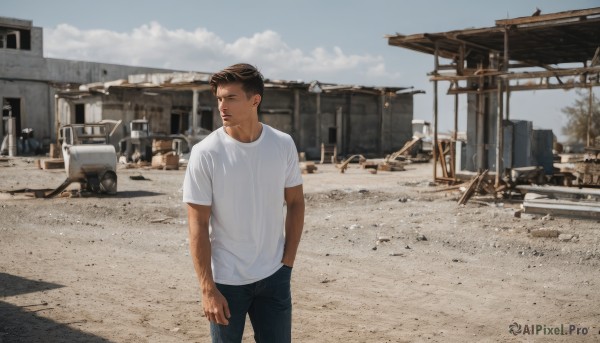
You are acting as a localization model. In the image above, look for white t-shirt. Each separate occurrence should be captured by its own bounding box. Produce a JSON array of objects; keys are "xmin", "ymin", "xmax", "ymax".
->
[{"xmin": 183, "ymin": 124, "xmax": 303, "ymax": 285}]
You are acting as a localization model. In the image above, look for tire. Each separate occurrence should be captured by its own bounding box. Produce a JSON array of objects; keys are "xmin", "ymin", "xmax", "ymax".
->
[{"xmin": 100, "ymin": 171, "xmax": 117, "ymax": 195}]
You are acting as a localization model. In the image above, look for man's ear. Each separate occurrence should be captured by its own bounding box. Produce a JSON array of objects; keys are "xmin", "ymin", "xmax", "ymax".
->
[{"xmin": 252, "ymin": 94, "xmax": 262, "ymax": 108}]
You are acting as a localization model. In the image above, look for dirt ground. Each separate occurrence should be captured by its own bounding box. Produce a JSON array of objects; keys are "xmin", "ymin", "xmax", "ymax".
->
[{"xmin": 1, "ymin": 157, "xmax": 600, "ymax": 342}]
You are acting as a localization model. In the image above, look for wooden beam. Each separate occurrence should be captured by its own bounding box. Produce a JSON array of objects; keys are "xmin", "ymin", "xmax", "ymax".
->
[
  {"xmin": 495, "ymin": 8, "xmax": 600, "ymax": 26},
  {"xmin": 432, "ymin": 66, "xmax": 600, "ymax": 83},
  {"xmin": 433, "ymin": 42, "xmax": 439, "ymax": 181},
  {"xmin": 501, "ymin": 66, "xmax": 600, "ymax": 79},
  {"xmin": 446, "ymin": 82, "xmax": 600, "ymax": 94},
  {"xmin": 444, "ymin": 33, "xmax": 501, "ymax": 54}
]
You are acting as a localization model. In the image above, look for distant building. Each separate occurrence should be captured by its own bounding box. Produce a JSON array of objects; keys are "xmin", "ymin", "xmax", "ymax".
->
[
  {"xmin": 0, "ymin": 16, "xmax": 178, "ymax": 154},
  {"xmin": 2, "ymin": 16, "xmax": 416, "ymax": 159}
]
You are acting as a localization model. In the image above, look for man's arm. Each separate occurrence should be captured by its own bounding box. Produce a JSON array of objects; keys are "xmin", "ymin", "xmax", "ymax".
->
[
  {"xmin": 187, "ymin": 203, "xmax": 230, "ymax": 325},
  {"xmin": 281, "ymin": 184, "xmax": 305, "ymax": 267}
]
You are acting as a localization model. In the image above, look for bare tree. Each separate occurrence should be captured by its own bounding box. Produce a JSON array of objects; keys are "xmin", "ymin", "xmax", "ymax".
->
[{"xmin": 561, "ymin": 89, "xmax": 600, "ymax": 145}]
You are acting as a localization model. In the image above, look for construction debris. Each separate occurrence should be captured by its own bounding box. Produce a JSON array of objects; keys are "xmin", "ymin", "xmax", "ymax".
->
[
  {"xmin": 0, "ymin": 157, "xmax": 14, "ymax": 167},
  {"xmin": 573, "ymin": 144, "xmax": 600, "ymax": 186},
  {"xmin": 529, "ymin": 228, "xmax": 560, "ymax": 238},
  {"xmin": 522, "ymin": 197, "xmax": 600, "ymax": 219},
  {"xmin": 457, "ymin": 170, "xmax": 489, "ymax": 205},
  {"xmin": 385, "ymin": 137, "xmax": 421, "ymax": 162},
  {"xmin": 517, "ymin": 185, "xmax": 600, "ymax": 201},
  {"xmin": 336, "ymin": 155, "xmax": 366, "ymax": 173},
  {"xmin": 385, "ymin": 136, "xmax": 432, "ymax": 164},
  {"xmin": 300, "ymin": 162, "xmax": 318, "ymax": 174},
  {"xmin": 503, "ymin": 166, "xmax": 546, "ymax": 187},
  {"xmin": 151, "ymin": 150, "xmax": 179, "ymax": 170},
  {"xmin": 38, "ymin": 158, "xmax": 64, "ymax": 170},
  {"xmin": 129, "ymin": 175, "xmax": 150, "ymax": 181},
  {"xmin": 518, "ymin": 185, "xmax": 600, "ymax": 219},
  {"xmin": 377, "ymin": 160, "xmax": 406, "ymax": 172},
  {"xmin": 334, "ymin": 154, "xmax": 409, "ymax": 174}
]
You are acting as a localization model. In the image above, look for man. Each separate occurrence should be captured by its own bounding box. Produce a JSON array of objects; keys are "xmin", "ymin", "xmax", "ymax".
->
[{"xmin": 183, "ymin": 63, "xmax": 305, "ymax": 343}]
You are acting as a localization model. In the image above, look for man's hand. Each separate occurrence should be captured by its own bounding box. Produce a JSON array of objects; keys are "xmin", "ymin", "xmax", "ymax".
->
[
  {"xmin": 187, "ymin": 203, "xmax": 230, "ymax": 325},
  {"xmin": 202, "ymin": 287, "xmax": 231, "ymax": 325}
]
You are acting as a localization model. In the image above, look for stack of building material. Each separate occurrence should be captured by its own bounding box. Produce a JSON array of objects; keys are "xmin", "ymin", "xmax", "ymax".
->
[
  {"xmin": 518, "ymin": 185, "xmax": 600, "ymax": 219},
  {"xmin": 38, "ymin": 158, "xmax": 64, "ymax": 170},
  {"xmin": 378, "ymin": 160, "xmax": 406, "ymax": 172},
  {"xmin": 151, "ymin": 139, "xmax": 179, "ymax": 170},
  {"xmin": 152, "ymin": 151, "xmax": 179, "ymax": 170}
]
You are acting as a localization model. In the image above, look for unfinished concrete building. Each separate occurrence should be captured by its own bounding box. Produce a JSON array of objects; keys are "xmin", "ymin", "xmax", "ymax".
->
[
  {"xmin": 56, "ymin": 75, "xmax": 416, "ymax": 159},
  {"xmin": 0, "ymin": 16, "xmax": 178, "ymax": 155},
  {"xmin": 387, "ymin": 7, "xmax": 600, "ymax": 184},
  {"xmin": 2, "ymin": 16, "xmax": 416, "ymax": 159}
]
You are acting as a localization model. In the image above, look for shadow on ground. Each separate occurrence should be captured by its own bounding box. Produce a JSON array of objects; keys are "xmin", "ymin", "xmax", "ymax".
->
[{"xmin": 0, "ymin": 273, "xmax": 111, "ymax": 343}]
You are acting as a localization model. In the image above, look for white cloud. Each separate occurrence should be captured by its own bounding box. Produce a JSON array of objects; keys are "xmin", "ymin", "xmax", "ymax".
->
[{"xmin": 44, "ymin": 22, "xmax": 402, "ymax": 86}]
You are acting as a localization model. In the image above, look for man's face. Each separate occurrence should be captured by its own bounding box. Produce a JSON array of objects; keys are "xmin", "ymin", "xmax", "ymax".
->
[{"xmin": 215, "ymin": 82, "xmax": 260, "ymax": 128}]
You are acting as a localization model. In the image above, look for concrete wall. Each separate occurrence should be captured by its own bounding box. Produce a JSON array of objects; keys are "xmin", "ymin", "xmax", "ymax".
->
[
  {"xmin": 257, "ymin": 89, "xmax": 414, "ymax": 159},
  {"xmin": 45, "ymin": 59, "xmax": 175, "ymax": 84},
  {"xmin": 261, "ymin": 89, "xmax": 295, "ymax": 134},
  {"xmin": 385, "ymin": 93, "xmax": 413, "ymax": 152},
  {"xmin": 0, "ymin": 47, "xmax": 179, "ymax": 151},
  {"xmin": 0, "ymin": 79, "xmax": 53, "ymax": 143}
]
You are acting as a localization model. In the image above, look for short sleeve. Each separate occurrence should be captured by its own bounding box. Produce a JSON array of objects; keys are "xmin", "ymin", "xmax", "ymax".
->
[
  {"xmin": 182, "ymin": 146, "xmax": 213, "ymax": 205},
  {"xmin": 284, "ymin": 137, "xmax": 303, "ymax": 188}
]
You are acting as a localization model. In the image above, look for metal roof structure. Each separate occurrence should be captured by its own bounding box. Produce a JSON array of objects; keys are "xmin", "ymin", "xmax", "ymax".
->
[
  {"xmin": 388, "ymin": 7, "xmax": 600, "ymax": 70},
  {"xmin": 386, "ymin": 7, "xmax": 600, "ymax": 185}
]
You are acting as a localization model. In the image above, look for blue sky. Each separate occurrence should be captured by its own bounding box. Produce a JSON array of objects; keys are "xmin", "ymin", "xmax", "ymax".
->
[{"xmin": 4, "ymin": 0, "xmax": 599, "ymax": 141}]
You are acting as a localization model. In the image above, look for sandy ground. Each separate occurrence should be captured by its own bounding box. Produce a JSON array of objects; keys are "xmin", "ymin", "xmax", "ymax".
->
[{"xmin": 1, "ymin": 157, "xmax": 600, "ymax": 342}]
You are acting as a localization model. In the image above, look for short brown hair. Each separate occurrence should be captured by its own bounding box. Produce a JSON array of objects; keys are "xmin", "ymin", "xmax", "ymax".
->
[{"xmin": 209, "ymin": 63, "xmax": 264, "ymax": 101}]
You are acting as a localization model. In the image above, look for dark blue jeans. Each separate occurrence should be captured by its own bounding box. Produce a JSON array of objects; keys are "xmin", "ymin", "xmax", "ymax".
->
[{"xmin": 210, "ymin": 265, "xmax": 292, "ymax": 343}]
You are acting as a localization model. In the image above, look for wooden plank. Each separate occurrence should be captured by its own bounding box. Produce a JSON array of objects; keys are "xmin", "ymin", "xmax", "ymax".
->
[
  {"xmin": 457, "ymin": 170, "xmax": 488, "ymax": 205},
  {"xmin": 438, "ymin": 141, "xmax": 448, "ymax": 178},
  {"xmin": 42, "ymin": 159, "xmax": 64, "ymax": 170},
  {"xmin": 387, "ymin": 137, "xmax": 420, "ymax": 161},
  {"xmin": 336, "ymin": 154, "xmax": 365, "ymax": 173}
]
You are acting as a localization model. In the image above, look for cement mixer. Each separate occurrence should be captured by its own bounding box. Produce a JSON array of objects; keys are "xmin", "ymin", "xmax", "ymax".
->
[{"xmin": 45, "ymin": 121, "xmax": 120, "ymax": 198}]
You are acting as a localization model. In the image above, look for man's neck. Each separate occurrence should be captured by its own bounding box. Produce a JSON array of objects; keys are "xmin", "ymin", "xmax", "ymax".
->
[{"xmin": 224, "ymin": 120, "xmax": 263, "ymax": 143}]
